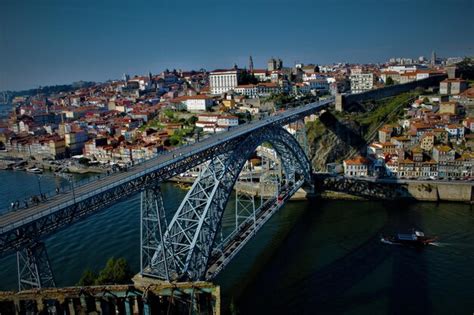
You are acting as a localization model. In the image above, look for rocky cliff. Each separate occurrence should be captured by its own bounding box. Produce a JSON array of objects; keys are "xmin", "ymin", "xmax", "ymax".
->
[{"xmin": 306, "ymin": 91, "xmax": 419, "ymax": 171}]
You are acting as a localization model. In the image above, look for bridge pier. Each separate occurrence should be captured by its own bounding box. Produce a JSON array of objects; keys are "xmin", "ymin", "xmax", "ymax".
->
[{"xmin": 17, "ymin": 241, "xmax": 55, "ymax": 291}]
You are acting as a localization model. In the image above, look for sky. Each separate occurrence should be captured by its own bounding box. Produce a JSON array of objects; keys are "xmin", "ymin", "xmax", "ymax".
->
[{"xmin": 0, "ymin": 0, "xmax": 473, "ymax": 91}]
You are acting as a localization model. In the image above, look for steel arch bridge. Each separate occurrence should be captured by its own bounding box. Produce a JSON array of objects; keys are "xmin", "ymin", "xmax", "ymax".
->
[
  {"xmin": 141, "ymin": 125, "xmax": 312, "ymax": 281},
  {"xmin": 0, "ymin": 97, "xmax": 333, "ymax": 290}
]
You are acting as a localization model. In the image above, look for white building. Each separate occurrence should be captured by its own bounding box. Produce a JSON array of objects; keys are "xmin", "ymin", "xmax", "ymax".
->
[
  {"xmin": 234, "ymin": 83, "xmax": 282, "ymax": 98},
  {"xmin": 350, "ymin": 69, "xmax": 374, "ymax": 94},
  {"xmin": 343, "ymin": 156, "xmax": 371, "ymax": 177},
  {"xmin": 196, "ymin": 114, "xmax": 239, "ymax": 133},
  {"xmin": 306, "ymin": 79, "xmax": 329, "ymax": 92},
  {"xmin": 210, "ymin": 69, "xmax": 241, "ymax": 95},
  {"xmin": 183, "ymin": 95, "xmax": 214, "ymax": 111}
]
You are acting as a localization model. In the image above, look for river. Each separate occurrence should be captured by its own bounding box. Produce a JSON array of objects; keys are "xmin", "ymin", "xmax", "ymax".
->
[{"xmin": 0, "ymin": 171, "xmax": 473, "ymax": 314}]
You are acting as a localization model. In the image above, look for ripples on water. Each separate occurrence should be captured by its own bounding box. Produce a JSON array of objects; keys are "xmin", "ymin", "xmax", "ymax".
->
[{"xmin": 0, "ymin": 171, "xmax": 473, "ymax": 314}]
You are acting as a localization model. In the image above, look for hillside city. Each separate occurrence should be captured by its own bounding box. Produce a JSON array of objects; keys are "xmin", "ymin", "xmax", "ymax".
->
[{"xmin": 1, "ymin": 54, "xmax": 473, "ymax": 181}]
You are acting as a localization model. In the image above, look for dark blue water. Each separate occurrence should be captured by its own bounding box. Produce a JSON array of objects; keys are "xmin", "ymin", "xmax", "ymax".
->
[{"xmin": 0, "ymin": 171, "xmax": 473, "ymax": 315}]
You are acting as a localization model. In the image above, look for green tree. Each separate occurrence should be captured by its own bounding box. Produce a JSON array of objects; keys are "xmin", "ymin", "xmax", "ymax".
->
[
  {"xmin": 169, "ymin": 135, "xmax": 180, "ymax": 146},
  {"xmin": 456, "ymin": 57, "xmax": 474, "ymax": 80},
  {"xmin": 95, "ymin": 257, "xmax": 133, "ymax": 285},
  {"xmin": 77, "ymin": 269, "xmax": 97, "ymax": 286},
  {"xmin": 238, "ymin": 70, "xmax": 258, "ymax": 85},
  {"xmin": 187, "ymin": 115, "xmax": 198, "ymax": 125},
  {"xmin": 385, "ymin": 77, "xmax": 394, "ymax": 86}
]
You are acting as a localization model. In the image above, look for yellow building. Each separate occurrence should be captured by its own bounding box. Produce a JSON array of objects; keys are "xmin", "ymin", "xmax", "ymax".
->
[
  {"xmin": 439, "ymin": 101, "xmax": 458, "ymax": 115},
  {"xmin": 420, "ymin": 133, "xmax": 434, "ymax": 151}
]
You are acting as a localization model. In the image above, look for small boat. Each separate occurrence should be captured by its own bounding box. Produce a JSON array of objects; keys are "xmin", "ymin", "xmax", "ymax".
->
[
  {"xmin": 27, "ymin": 167, "xmax": 43, "ymax": 174},
  {"xmin": 381, "ymin": 229, "xmax": 438, "ymax": 246}
]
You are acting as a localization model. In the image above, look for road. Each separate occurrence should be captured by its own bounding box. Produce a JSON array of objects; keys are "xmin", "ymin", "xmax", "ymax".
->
[{"xmin": 0, "ymin": 97, "xmax": 334, "ymax": 236}]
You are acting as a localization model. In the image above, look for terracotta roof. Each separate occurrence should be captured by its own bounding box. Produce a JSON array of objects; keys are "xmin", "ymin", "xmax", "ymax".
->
[
  {"xmin": 434, "ymin": 145, "xmax": 453, "ymax": 152},
  {"xmin": 344, "ymin": 156, "xmax": 370, "ymax": 165}
]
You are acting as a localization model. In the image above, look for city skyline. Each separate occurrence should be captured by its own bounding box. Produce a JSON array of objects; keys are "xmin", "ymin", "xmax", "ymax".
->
[{"xmin": 1, "ymin": 0, "xmax": 473, "ymax": 91}]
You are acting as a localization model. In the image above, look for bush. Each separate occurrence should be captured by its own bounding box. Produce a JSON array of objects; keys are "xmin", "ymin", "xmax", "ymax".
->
[
  {"xmin": 77, "ymin": 269, "xmax": 97, "ymax": 286},
  {"xmin": 95, "ymin": 257, "xmax": 133, "ymax": 285},
  {"xmin": 76, "ymin": 257, "xmax": 133, "ymax": 286}
]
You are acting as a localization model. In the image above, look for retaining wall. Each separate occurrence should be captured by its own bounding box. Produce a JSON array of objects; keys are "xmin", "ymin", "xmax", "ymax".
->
[{"xmin": 336, "ymin": 74, "xmax": 447, "ymax": 111}]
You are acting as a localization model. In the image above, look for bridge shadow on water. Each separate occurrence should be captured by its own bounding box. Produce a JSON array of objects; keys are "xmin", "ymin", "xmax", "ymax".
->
[{"xmin": 235, "ymin": 200, "xmax": 433, "ymax": 315}]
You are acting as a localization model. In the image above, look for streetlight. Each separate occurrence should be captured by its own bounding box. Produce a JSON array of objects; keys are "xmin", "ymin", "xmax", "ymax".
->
[
  {"xmin": 68, "ymin": 175, "xmax": 76, "ymax": 203},
  {"xmin": 36, "ymin": 175, "xmax": 43, "ymax": 196}
]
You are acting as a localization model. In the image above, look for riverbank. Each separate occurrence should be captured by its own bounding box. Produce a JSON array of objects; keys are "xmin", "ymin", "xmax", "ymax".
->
[
  {"xmin": 0, "ymin": 154, "xmax": 108, "ymax": 174},
  {"xmin": 314, "ymin": 175, "xmax": 474, "ymax": 204}
]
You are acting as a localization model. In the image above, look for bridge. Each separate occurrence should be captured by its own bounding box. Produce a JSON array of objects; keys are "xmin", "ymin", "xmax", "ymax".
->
[{"xmin": 0, "ymin": 97, "xmax": 334, "ymax": 293}]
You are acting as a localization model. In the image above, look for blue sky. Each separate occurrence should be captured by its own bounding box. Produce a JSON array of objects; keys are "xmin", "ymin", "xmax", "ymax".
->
[{"xmin": 1, "ymin": 0, "xmax": 473, "ymax": 91}]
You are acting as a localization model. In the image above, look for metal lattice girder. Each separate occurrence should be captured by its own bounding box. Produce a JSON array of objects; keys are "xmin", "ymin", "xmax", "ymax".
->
[
  {"xmin": 149, "ymin": 125, "xmax": 311, "ymax": 281},
  {"xmin": 140, "ymin": 185, "xmax": 176, "ymax": 280},
  {"xmin": 291, "ymin": 120, "xmax": 310, "ymax": 157},
  {"xmin": 17, "ymin": 242, "xmax": 55, "ymax": 291},
  {"xmin": 235, "ymin": 191, "xmax": 256, "ymax": 230}
]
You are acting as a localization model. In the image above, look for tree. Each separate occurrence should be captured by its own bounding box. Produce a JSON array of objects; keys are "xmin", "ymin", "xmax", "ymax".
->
[
  {"xmin": 385, "ymin": 77, "xmax": 394, "ymax": 86},
  {"xmin": 456, "ymin": 57, "xmax": 474, "ymax": 80},
  {"xmin": 77, "ymin": 269, "xmax": 97, "ymax": 286},
  {"xmin": 95, "ymin": 257, "xmax": 133, "ymax": 285},
  {"xmin": 238, "ymin": 70, "xmax": 258, "ymax": 85},
  {"xmin": 187, "ymin": 115, "xmax": 198, "ymax": 125}
]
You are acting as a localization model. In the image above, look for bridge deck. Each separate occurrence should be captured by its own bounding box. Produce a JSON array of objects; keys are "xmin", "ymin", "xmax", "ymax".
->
[
  {"xmin": 206, "ymin": 181, "xmax": 303, "ymax": 280},
  {"xmin": 0, "ymin": 98, "xmax": 333, "ymax": 252}
]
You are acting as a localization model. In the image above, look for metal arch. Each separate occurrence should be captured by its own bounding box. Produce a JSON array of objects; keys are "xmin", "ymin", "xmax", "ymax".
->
[{"xmin": 147, "ymin": 125, "xmax": 311, "ymax": 281}]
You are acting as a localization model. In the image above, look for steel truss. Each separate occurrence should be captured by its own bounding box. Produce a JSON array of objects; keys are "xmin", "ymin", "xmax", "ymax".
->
[
  {"xmin": 235, "ymin": 162, "xmax": 257, "ymax": 231},
  {"xmin": 140, "ymin": 185, "xmax": 176, "ymax": 280},
  {"xmin": 17, "ymin": 241, "xmax": 55, "ymax": 290},
  {"xmin": 145, "ymin": 125, "xmax": 311, "ymax": 281},
  {"xmin": 293, "ymin": 120, "xmax": 310, "ymax": 157}
]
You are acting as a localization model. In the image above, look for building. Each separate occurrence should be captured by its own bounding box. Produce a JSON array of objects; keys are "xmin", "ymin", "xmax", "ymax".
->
[
  {"xmin": 378, "ymin": 126, "xmax": 393, "ymax": 143},
  {"xmin": 267, "ymin": 58, "xmax": 283, "ymax": 71},
  {"xmin": 380, "ymin": 71, "xmax": 400, "ymax": 84},
  {"xmin": 399, "ymin": 72, "xmax": 417, "ymax": 84},
  {"xmin": 209, "ymin": 68, "xmax": 241, "ymax": 95},
  {"xmin": 439, "ymin": 101, "xmax": 459, "ymax": 115},
  {"xmin": 181, "ymin": 95, "xmax": 214, "ymax": 112},
  {"xmin": 234, "ymin": 83, "xmax": 282, "ymax": 98},
  {"xmin": 65, "ymin": 131, "xmax": 88, "ymax": 155},
  {"xmin": 343, "ymin": 156, "xmax": 371, "ymax": 177},
  {"xmin": 440, "ymin": 79, "xmax": 468, "ymax": 95},
  {"xmin": 432, "ymin": 145, "xmax": 455, "ymax": 163},
  {"xmin": 350, "ymin": 69, "xmax": 374, "ymax": 94},
  {"xmin": 196, "ymin": 114, "xmax": 239, "ymax": 133},
  {"xmin": 420, "ymin": 133, "xmax": 434, "ymax": 151}
]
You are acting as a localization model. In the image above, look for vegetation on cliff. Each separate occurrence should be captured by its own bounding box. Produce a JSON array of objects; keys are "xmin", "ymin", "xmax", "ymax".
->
[{"xmin": 306, "ymin": 90, "xmax": 422, "ymax": 171}]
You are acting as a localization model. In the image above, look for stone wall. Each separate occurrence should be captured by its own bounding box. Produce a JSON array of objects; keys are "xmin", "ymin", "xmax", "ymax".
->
[
  {"xmin": 314, "ymin": 175, "xmax": 473, "ymax": 203},
  {"xmin": 336, "ymin": 74, "xmax": 447, "ymax": 111}
]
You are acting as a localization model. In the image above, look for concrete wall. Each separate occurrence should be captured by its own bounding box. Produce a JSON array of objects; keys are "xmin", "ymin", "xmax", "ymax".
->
[
  {"xmin": 437, "ymin": 184, "xmax": 473, "ymax": 202},
  {"xmin": 336, "ymin": 74, "xmax": 447, "ymax": 111}
]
